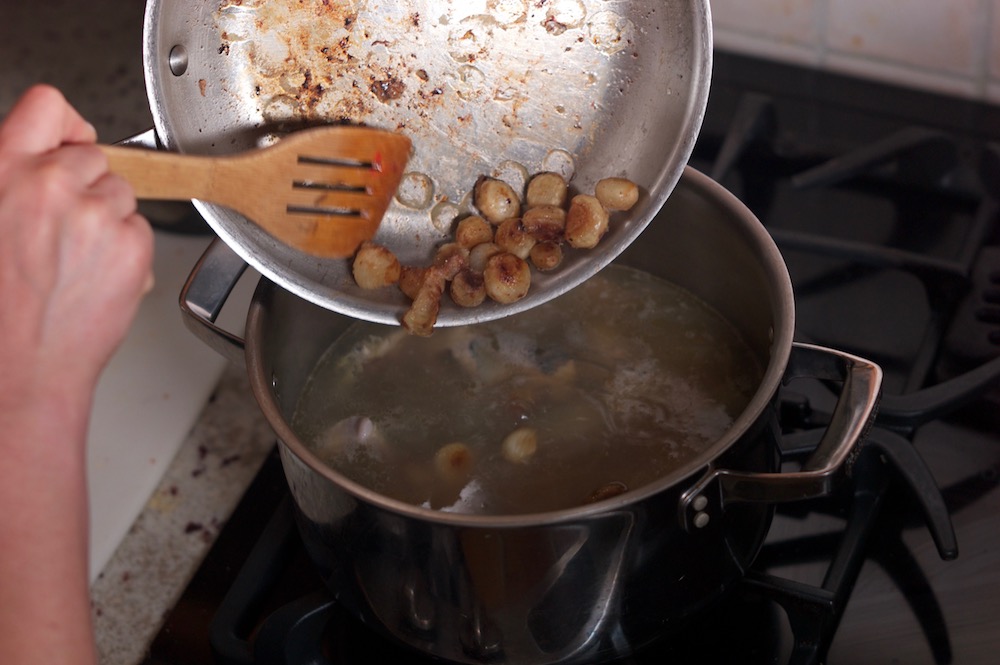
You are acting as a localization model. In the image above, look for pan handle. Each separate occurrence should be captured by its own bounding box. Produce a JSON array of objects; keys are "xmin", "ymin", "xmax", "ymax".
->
[
  {"xmin": 116, "ymin": 128, "xmax": 159, "ymax": 149},
  {"xmin": 179, "ymin": 238, "xmax": 249, "ymax": 365},
  {"xmin": 679, "ymin": 343, "xmax": 882, "ymax": 531},
  {"xmin": 118, "ymin": 129, "xmax": 210, "ymax": 232}
]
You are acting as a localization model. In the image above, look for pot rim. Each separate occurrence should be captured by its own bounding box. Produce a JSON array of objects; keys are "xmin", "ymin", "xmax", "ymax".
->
[{"xmin": 247, "ymin": 168, "xmax": 796, "ymax": 528}]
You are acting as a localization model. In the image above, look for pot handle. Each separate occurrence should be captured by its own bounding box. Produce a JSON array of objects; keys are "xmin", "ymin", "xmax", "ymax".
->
[
  {"xmin": 679, "ymin": 343, "xmax": 882, "ymax": 531},
  {"xmin": 179, "ymin": 237, "xmax": 249, "ymax": 364}
]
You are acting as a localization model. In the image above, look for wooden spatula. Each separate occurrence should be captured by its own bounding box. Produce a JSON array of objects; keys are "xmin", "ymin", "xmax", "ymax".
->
[{"xmin": 100, "ymin": 126, "xmax": 411, "ymax": 258}]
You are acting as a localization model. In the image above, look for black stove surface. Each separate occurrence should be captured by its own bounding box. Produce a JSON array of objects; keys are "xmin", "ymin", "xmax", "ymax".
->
[{"xmin": 143, "ymin": 52, "xmax": 1000, "ymax": 665}]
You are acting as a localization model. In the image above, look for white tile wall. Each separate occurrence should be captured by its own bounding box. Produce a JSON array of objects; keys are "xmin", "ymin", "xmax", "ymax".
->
[{"xmin": 711, "ymin": 0, "xmax": 1000, "ymax": 104}]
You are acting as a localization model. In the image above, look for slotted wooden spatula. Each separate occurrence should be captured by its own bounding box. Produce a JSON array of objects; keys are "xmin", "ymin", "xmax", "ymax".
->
[{"xmin": 100, "ymin": 126, "xmax": 411, "ymax": 258}]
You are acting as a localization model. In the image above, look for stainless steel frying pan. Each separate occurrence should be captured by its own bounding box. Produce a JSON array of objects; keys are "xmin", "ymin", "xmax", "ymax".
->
[{"xmin": 142, "ymin": 0, "xmax": 712, "ymax": 326}]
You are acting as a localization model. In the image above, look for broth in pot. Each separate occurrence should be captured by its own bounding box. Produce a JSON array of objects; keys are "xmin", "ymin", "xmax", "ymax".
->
[{"xmin": 291, "ymin": 265, "xmax": 763, "ymax": 515}]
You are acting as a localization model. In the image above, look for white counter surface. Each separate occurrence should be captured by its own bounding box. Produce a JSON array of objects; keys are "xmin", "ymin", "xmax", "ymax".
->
[
  {"xmin": 90, "ymin": 363, "xmax": 275, "ymax": 665},
  {"xmin": 86, "ymin": 231, "xmax": 226, "ymax": 582},
  {"xmin": 86, "ymin": 232, "xmax": 270, "ymax": 665}
]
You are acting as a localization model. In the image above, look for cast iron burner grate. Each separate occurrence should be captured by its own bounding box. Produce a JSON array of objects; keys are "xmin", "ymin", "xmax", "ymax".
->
[
  {"xmin": 683, "ymin": 56, "xmax": 1000, "ymax": 662},
  {"xmin": 691, "ymin": 55, "xmax": 1000, "ymax": 399}
]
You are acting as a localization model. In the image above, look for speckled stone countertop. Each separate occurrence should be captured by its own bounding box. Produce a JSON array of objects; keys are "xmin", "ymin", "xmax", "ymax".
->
[{"xmin": 90, "ymin": 364, "xmax": 276, "ymax": 665}]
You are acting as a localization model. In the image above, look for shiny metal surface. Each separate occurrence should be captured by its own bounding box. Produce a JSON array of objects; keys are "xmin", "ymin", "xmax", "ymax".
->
[
  {"xmin": 174, "ymin": 169, "xmax": 876, "ymax": 664},
  {"xmin": 144, "ymin": 0, "xmax": 712, "ymax": 327},
  {"xmin": 179, "ymin": 168, "xmax": 881, "ymax": 662},
  {"xmin": 179, "ymin": 239, "xmax": 249, "ymax": 365},
  {"xmin": 679, "ymin": 343, "xmax": 882, "ymax": 531},
  {"xmin": 182, "ymin": 169, "xmax": 794, "ymax": 661}
]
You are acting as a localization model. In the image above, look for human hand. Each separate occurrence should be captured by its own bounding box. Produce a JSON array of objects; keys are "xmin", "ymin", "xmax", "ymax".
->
[{"xmin": 0, "ymin": 85, "xmax": 154, "ymax": 410}]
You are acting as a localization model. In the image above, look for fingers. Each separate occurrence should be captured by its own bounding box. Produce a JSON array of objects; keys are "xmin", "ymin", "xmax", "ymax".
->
[
  {"xmin": 0, "ymin": 85, "xmax": 153, "ymax": 393},
  {"xmin": 0, "ymin": 146, "xmax": 116, "ymax": 232},
  {"xmin": 0, "ymin": 83, "xmax": 151, "ymax": 282},
  {"xmin": 0, "ymin": 85, "xmax": 97, "ymax": 157},
  {"xmin": 116, "ymin": 213, "xmax": 154, "ymax": 296},
  {"xmin": 36, "ymin": 143, "xmax": 111, "ymax": 192},
  {"xmin": 86, "ymin": 171, "xmax": 139, "ymax": 222}
]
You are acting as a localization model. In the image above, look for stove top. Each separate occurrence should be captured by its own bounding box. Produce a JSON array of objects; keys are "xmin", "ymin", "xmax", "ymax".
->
[{"xmin": 142, "ymin": 53, "xmax": 1000, "ymax": 665}]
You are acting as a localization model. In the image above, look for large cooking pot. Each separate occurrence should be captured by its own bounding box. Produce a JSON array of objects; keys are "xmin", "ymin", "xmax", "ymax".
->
[
  {"xmin": 139, "ymin": 0, "xmax": 713, "ymax": 327},
  {"xmin": 181, "ymin": 168, "xmax": 882, "ymax": 664}
]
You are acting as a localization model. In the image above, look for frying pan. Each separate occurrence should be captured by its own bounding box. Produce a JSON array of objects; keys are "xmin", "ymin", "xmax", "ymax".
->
[{"xmin": 142, "ymin": 0, "xmax": 712, "ymax": 326}]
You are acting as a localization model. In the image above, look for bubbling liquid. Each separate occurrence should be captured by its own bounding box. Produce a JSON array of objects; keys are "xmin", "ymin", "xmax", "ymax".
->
[{"xmin": 291, "ymin": 266, "xmax": 763, "ymax": 515}]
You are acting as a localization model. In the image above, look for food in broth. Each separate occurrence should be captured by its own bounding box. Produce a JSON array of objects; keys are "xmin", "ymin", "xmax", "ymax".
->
[{"xmin": 292, "ymin": 265, "xmax": 763, "ymax": 515}]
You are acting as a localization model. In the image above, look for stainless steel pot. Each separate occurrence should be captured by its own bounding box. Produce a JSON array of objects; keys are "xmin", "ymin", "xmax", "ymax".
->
[
  {"xmin": 181, "ymin": 168, "xmax": 882, "ymax": 664},
  {"xmin": 140, "ymin": 0, "xmax": 713, "ymax": 327}
]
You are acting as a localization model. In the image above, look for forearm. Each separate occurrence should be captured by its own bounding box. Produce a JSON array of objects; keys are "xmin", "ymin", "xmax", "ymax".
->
[
  {"xmin": 0, "ymin": 387, "xmax": 97, "ymax": 665},
  {"xmin": 0, "ymin": 84, "xmax": 154, "ymax": 665}
]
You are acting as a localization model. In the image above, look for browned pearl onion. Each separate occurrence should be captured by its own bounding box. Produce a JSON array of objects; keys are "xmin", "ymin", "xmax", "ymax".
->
[
  {"xmin": 434, "ymin": 442, "xmax": 474, "ymax": 481},
  {"xmin": 525, "ymin": 171, "xmax": 568, "ymax": 208},
  {"xmin": 352, "ymin": 241, "xmax": 401, "ymax": 289},
  {"xmin": 483, "ymin": 252, "xmax": 531, "ymax": 303},
  {"xmin": 494, "ymin": 218, "xmax": 537, "ymax": 259},
  {"xmin": 529, "ymin": 241, "xmax": 563, "ymax": 272},
  {"xmin": 468, "ymin": 242, "xmax": 503, "ymax": 273},
  {"xmin": 474, "ymin": 176, "xmax": 521, "ymax": 224},
  {"xmin": 521, "ymin": 204, "xmax": 566, "ymax": 243},
  {"xmin": 564, "ymin": 194, "xmax": 610, "ymax": 249},
  {"xmin": 454, "ymin": 215, "xmax": 494, "ymax": 249},
  {"xmin": 450, "ymin": 268, "xmax": 487, "ymax": 307},
  {"xmin": 595, "ymin": 177, "xmax": 639, "ymax": 212},
  {"xmin": 501, "ymin": 427, "xmax": 538, "ymax": 463}
]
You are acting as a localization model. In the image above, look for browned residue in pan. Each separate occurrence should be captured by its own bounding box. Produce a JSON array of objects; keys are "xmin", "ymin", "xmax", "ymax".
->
[
  {"xmin": 215, "ymin": 0, "xmax": 564, "ymax": 137},
  {"xmin": 212, "ymin": 0, "xmax": 641, "ymax": 206},
  {"xmin": 369, "ymin": 76, "xmax": 406, "ymax": 103}
]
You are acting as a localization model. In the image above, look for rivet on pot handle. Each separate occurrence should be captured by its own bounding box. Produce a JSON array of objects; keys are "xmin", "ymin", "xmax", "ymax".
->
[
  {"xmin": 179, "ymin": 237, "xmax": 249, "ymax": 364},
  {"xmin": 679, "ymin": 343, "xmax": 882, "ymax": 532}
]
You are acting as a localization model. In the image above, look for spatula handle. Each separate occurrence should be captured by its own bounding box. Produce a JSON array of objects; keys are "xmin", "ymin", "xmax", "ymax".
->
[{"xmin": 99, "ymin": 145, "xmax": 221, "ymax": 202}]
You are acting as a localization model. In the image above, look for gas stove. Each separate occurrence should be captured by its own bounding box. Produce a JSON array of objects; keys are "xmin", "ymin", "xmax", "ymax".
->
[{"xmin": 141, "ymin": 53, "xmax": 1000, "ymax": 665}]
